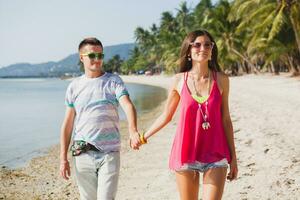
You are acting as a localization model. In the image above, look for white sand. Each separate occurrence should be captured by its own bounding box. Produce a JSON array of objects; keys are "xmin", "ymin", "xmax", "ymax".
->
[
  {"xmin": 119, "ymin": 74, "xmax": 300, "ymax": 200},
  {"xmin": 1, "ymin": 74, "xmax": 299, "ymax": 199}
]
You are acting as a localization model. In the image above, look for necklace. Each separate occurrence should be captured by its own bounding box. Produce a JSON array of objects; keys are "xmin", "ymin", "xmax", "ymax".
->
[
  {"xmin": 192, "ymin": 70, "xmax": 211, "ymax": 97},
  {"xmin": 198, "ymin": 102, "xmax": 210, "ymax": 130},
  {"xmin": 192, "ymin": 70, "xmax": 211, "ymax": 130}
]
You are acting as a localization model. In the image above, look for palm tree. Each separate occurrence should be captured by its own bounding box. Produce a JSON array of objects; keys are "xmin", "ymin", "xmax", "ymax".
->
[
  {"xmin": 103, "ymin": 55, "xmax": 123, "ymax": 73},
  {"xmin": 175, "ymin": 2, "xmax": 194, "ymax": 34},
  {"xmin": 126, "ymin": 0, "xmax": 299, "ymax": 75},
  {"xmin": 157, "ymin": 11, "xmax": 181, "ymax": 73},
  {"xmin": 202, "ymin": 0, "xmax": 259, "ymax": 73},
  {"xmin": 134, "ymin": 27, "xmax": 152, "ymax": 54},
  {"xmin": 121, "ymin": 47, "xmax": 141, "ymax": 74},
  {"xmin": 230, "ymin": 0, "xmax": 300, "ymax": 74},
  {"xmin": 192, "ymin": 0, "xmax": 214, "ymax": 30}
]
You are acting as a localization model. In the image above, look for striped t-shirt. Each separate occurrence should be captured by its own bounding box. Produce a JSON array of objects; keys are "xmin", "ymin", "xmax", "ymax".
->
[{"xmin": 65, "ymin": 72, "xmax": 129, "ymax": 152}]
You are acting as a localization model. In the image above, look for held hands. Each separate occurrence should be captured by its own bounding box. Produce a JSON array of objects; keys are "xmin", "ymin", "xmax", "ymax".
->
[
  {"xmin": 129, "ymin": 130, "xmax": 147, "ymax": 150},
  {"xmin": 227, "ymin": 156, "xmax": 238, "ymax": 181}
]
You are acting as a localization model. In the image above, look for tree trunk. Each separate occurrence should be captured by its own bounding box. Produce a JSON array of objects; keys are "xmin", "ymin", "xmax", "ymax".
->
[
  {"xmin": 268, "ymin": 62, "xmax": 273, "ymax": 73},
  {"xmin": 272, "ymin": 61, "xmax": 280, "ymax": 75},
  {"xmin": 264, "ymin": 62, "xmax": 273, "ymax": 74},
  {"xmin": 241, "ymin": 61, "xmax": 247, "ymax": 73},
  {"xmin": 288, "ymin": 55, "xmax": 300, "ymax": 76},
  {"xmin": 231, "ymin": 63, "xmax": 238, "ymax": 76},
  {"xmin": 230, "ymin": 47, "xmax": 260, "ymax": 74},
  {"xmin": 289, "ymin": 5, "xmax": 300, "ymax": 56},
  {"xmin": 244, "ymin": 61, "xmax": 250, "ymax": 74},
  {"xmin": 271, "ymin": 61, "xmax": 274, "ymax": 73},
  {"xmin": 271, "ymin": 61, "xmax": 279, "ymax": 75}
]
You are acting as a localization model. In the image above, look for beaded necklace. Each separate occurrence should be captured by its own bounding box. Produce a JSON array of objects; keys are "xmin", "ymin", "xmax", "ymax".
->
[{"xmin": 192, "ymin": 70, "xmax": 211, "ymax": 130}]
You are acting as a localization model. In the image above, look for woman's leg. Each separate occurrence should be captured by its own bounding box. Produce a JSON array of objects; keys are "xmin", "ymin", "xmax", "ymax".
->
[
  {"xmin": 175, "ymin": 171, "xmax": 199, "ymax": 200},
  {"xmin": 202, "ymin": 167, "xmax": 227, "ymax": 200}
]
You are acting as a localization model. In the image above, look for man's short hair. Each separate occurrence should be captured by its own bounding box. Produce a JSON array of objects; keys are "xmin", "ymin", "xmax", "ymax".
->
[{"xmin": 78, "ymin": 37, "xmax": 103, "ymax": 51}]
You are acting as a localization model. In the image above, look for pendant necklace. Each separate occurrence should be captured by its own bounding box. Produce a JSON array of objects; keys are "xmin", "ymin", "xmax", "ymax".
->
[
  {"xmin": 193, "ymin": 70, "xmax": 211, "ymax": 130},
  {"xmin": 199, "ymin": 102, "xmax": 210, "ymax": 130}
]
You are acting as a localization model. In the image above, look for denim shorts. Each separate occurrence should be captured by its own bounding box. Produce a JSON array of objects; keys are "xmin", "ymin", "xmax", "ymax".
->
[{"xmin": 179, "ymin": 158, "xmax": 228, "ymax": 173}]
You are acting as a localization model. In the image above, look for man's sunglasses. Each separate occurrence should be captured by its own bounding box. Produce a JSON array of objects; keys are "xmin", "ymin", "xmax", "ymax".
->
[
  {"xmin": 81, "ymin": 52, "xmax": 104, "ymax": 60},
  {"xmin": 190, "ymin": 42, "xmax": 214, "ymax": 50}
]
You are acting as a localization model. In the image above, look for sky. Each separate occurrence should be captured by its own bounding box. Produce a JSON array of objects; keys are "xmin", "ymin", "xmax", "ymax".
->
[{"xmin": 0, "ymin": 0, "xmax": 204, "ymax": 68}]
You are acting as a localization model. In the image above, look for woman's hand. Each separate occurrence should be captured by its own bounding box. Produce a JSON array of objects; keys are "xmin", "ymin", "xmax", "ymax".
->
[{"xmin": 227, "ymin": 156, "xmax": 238, "ymax": 181}]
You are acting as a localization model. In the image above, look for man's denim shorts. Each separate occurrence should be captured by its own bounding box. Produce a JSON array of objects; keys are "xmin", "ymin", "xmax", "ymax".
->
[{"xmin": 179, "ymin": 158, "xmax": 228, "ymax": 173}]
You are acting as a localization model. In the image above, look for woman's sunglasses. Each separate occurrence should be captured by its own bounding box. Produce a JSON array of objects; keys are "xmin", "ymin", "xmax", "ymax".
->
[
  {"xmin": 190, "ymin": 42, "xmax": 214, "ymax": 50},
  {"xmin": 81, "ymin": 52, "xmax": 104, "ymax": 60}
]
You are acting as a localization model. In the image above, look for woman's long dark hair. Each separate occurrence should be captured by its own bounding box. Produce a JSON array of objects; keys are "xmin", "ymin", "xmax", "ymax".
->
[{"xmin": 178, "ymin": 30, "xmax": 221, "ymax": 73}]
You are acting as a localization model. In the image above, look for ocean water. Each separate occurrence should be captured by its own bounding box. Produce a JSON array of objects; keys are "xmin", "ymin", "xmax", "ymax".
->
[{"xmin": 0, "ymin": 78, "xmax": 166, "ymax": 168}]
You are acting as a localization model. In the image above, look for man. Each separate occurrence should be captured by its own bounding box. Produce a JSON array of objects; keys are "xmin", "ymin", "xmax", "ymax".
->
[{"xmin": 60, "ymin": 37, "xmax": 141, "ymax": 200}]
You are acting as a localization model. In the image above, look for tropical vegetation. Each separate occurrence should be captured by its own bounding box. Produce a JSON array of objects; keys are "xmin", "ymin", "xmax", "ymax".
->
[{"xmin": 105, "ymin": 0, "xmax": 300, "ymax": 76}]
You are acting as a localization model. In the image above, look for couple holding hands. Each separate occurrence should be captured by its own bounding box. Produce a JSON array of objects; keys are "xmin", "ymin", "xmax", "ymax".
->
[{"xmin": 60, "ymin": 30, "xmax": 238, "ymax": 200}]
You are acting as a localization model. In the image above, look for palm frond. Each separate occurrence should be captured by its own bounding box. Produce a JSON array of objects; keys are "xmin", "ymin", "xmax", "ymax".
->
[
  {"xmin": 268, "ymin": 4, "xmax": 286, "ymax": 41},
  {"xmin": 253, "ymin": 10, "xmax": 276, "ymax": 34},
  {"xmin": 236, "ymin": 2, "xmax": 275, "ymax": 33}
]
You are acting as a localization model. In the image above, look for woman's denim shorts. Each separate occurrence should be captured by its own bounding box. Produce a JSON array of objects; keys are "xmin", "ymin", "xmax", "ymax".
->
[{"xmin": 179, "ymin": 158, "xmax": 228, "ymax": 173}]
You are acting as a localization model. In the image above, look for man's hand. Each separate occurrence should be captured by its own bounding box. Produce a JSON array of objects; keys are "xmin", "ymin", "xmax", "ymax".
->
[
  {"xmin": 60, "ymin": 160, "xmax": 71, "ymax": 180},
  {"xmin": 129, "ymin": 131, "xmax": 141, "ymax": 150}
]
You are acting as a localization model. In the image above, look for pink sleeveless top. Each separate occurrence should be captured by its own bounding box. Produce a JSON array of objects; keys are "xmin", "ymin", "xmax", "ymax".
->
[{"xmin": 169, "ymin": 71, "xmax": 231, "ymax": 170}]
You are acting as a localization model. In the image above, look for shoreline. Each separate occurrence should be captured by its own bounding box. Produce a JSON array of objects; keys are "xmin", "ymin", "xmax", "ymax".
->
[
  {"xmin": 1, "ymin": 74, "xmax": 300, "ymax": 199},
  {"xmin": 0, "ymin": 75, "xmax": 172, "ymax": 200},
  {"xmin": 0, "ymin": 76, "xmax": 168, "ymax": 169}
]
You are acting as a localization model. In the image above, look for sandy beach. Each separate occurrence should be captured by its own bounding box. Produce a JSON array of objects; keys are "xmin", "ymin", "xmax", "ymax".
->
[{"xmin": 1, "ymin": 74, "xmax": 299, "ymax": 200}]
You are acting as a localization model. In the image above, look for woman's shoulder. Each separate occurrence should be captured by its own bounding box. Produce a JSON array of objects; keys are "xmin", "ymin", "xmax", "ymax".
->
[
  {"xmin": 174, "ymin": 72, "xmax": 187, "ymax": 84},
  {"xmin": 215, "ymin": 71, "xmax": 228, "ymax": 79},
  {"xmin": 214, "ymin": 71, "xmax": 229, "ymax": 93},
  {"xmin": 174, "ymin": 72, "xmax": 185, "ymax": 80},
  {"xmin": 171, "ymin": 73, "xmax": 185, "ymax": 94},
  {"xmin": 215, "ymin": 71, "xmax": 229, "ymax": 84}
]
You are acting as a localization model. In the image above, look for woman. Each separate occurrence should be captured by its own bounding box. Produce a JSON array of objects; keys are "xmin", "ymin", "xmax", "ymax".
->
[{"xmin": 141, "ymin": 30, "xmax": 238, "ymax": 200}]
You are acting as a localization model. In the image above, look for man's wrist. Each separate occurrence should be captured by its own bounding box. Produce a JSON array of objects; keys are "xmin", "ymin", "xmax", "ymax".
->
[
  {"xmin": 128, "ymin": 127, "xmax": 138, "ymax": 133},
  {"xmin": 60, "ymin": 154, "xmax": 68, "ymax": 162},
  {"xmin": 60, "ymin": 160, "xmax": 69, "ymax": 165}
]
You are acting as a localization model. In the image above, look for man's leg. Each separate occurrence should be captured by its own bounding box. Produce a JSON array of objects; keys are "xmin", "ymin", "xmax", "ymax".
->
[
  {"xmin": 74, "ymin": 152, "xmax": 98, "ymax": 200},
  {"xmin": 97, "ymin": 152, "xmax": 120, "ymax": 200}
]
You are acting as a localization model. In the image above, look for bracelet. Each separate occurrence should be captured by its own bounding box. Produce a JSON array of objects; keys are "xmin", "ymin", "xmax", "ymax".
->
[{"xmin": 140, "ymin": 132, "xmax": 147, "ymax": 144}]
